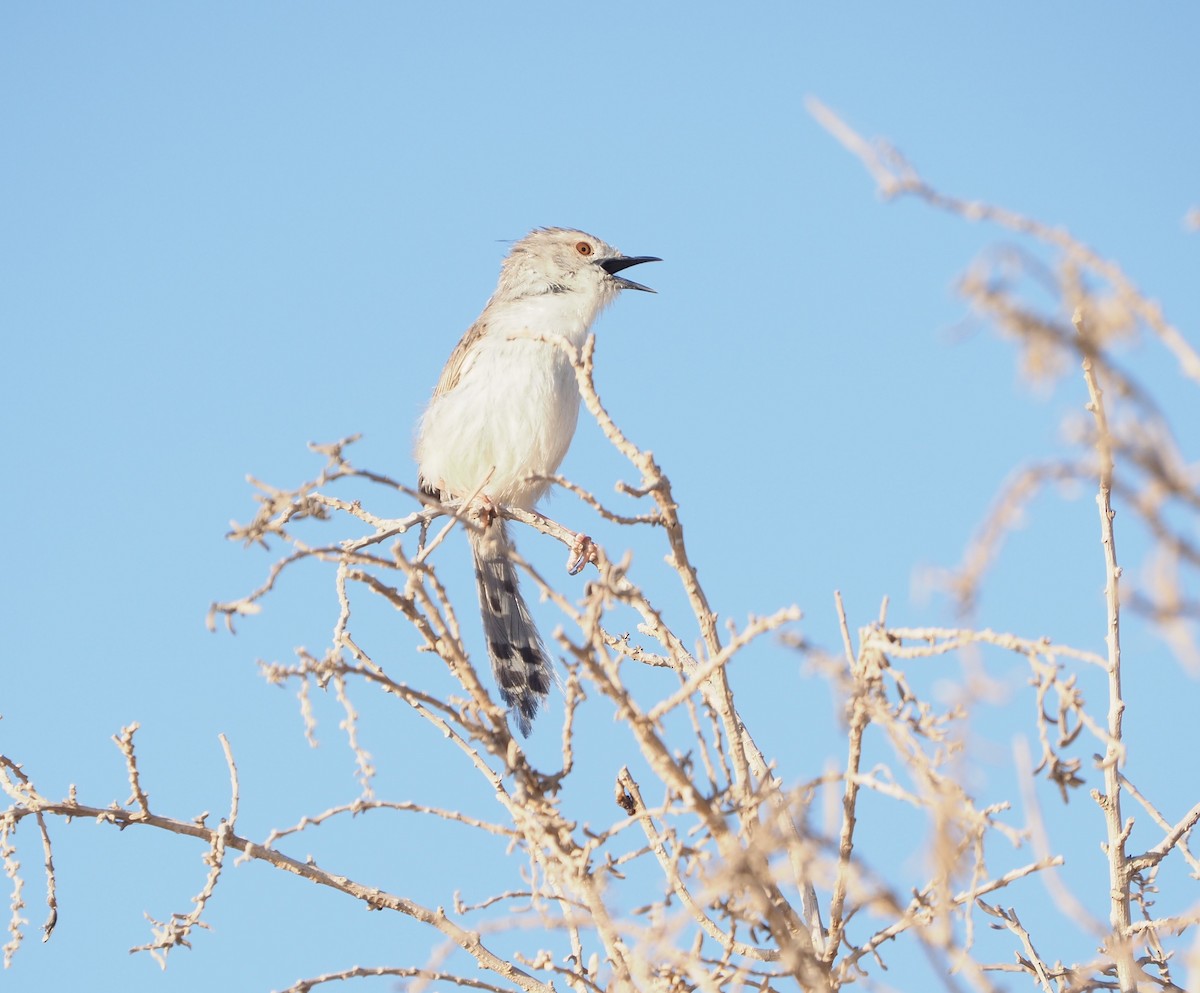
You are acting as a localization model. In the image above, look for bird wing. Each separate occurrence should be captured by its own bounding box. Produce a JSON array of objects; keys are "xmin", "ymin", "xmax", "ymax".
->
[{"xmin": 432, "ymin": 318, "xmax": 488, "ymax": 399}]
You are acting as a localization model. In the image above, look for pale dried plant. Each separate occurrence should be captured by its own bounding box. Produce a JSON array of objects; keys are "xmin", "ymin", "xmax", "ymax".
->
[{"xmin": 1, "ymin": 105, "xmax": 1197, "ymax": 993}]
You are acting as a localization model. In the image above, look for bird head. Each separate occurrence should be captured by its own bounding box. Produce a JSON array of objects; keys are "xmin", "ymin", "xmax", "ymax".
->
[{"xmin": 497, "ymin": 227, "xmax": 660, "ymax": 303}]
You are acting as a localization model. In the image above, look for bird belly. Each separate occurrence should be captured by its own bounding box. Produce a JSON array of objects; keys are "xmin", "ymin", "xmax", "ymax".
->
[{"xmin": 416, "ymin": 337, "xmax": 580, "ymax": 510}]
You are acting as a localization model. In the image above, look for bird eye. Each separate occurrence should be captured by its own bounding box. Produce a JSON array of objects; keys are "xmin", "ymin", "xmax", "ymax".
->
[{"xmin": 575, "ymin": 241, "xmax": 593, "ymax": 256}]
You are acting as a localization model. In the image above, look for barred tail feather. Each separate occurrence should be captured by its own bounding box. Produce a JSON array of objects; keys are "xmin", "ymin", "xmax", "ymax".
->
[{"xmin": 470, "ymin": 521, "xmax": 552, "ymax": 736}]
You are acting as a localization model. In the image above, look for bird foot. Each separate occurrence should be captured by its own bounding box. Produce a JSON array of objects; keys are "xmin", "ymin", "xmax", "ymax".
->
[
  {"xmin": 566, "ymin": 533, "xmax": 599, "ymax": 575},
  {"xmin": 476, "ymin": 494, "xmax": 498, "ymax": 528}
]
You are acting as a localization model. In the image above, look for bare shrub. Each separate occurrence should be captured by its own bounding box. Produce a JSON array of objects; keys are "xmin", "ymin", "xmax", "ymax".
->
[{"xmin": 3, "ymin": 106, "xmax": 1198, "ymax": 992}]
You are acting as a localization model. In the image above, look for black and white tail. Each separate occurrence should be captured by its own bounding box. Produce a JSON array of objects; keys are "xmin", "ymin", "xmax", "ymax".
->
[{"xmin": 470, "ymin": 521, "xmax": 552, "ymax": 736}]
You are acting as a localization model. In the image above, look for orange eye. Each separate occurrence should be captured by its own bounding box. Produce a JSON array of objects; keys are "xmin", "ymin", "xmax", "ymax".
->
[{"xmin": 575, "ymin": 241, "xmax": 593, "ymax": 256}]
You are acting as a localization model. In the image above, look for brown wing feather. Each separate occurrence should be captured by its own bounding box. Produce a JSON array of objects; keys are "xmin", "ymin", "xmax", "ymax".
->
[
  {"xmin": 419, "ymin": 318, "xmax": 491, "ymax": 498},
  {"xmin": 432, "ymin": 318, "xmax": 488, "ymax": 399}
]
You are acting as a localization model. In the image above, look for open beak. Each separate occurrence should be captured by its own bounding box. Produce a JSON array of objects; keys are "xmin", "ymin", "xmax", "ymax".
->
[{"xmin": 599, "ymin": 255, "xmax": 661, "ymax": 293}]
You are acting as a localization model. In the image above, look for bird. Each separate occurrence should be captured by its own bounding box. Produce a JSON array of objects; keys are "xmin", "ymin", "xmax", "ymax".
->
[{"xmin": 415, "ymin": 227, "xmax": 659, "ymax": 736}]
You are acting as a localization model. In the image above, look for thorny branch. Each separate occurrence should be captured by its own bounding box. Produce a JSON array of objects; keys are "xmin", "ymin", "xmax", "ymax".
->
[
  {"xmin": 0, "ymin": 757, "xmax": 552, "ymax": 993},
  {"xmin": 809, "ymin": 100, "xmax": 1200, "ymax": 991}
]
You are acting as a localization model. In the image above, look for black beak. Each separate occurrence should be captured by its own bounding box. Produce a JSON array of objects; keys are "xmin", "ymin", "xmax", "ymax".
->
[{"xmin": 598, "ymin": 255, "xmax": 661, "ymax": 293}]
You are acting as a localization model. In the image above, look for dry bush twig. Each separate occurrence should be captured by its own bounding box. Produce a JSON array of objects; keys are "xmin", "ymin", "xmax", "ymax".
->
[{"xmin": 807, "ymin": 100, "xmax": 1199, "ymax": 992}]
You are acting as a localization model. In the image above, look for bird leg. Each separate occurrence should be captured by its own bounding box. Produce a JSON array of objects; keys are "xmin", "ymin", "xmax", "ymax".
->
[
  {"xmin": 566, "ymin": 532, "xmax": 599, "ymax": 576},
  {"xmin": 476, "ymin": 494, "xmax": 498, "ymax": 529}
]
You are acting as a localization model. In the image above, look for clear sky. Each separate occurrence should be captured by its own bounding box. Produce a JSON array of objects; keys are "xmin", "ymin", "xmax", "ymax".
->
[{"xmin": 4, "ymin": 5, "xmax": 1199, "ymax": 991}]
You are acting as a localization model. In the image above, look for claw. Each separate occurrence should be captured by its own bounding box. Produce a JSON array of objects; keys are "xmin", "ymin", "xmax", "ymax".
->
[
  {"xmin": 567, "ymin": 533, "xmax": 599, "ymax": 575},
  {"xmin": 477, "ymin": 494, "xmax": 498, "ymax": 528}
]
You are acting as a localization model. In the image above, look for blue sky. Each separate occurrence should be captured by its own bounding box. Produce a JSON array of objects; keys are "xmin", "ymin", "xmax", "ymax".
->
[{"xmin": 4, "ymin": 5, "xmax": 1199, "ymax": 991}]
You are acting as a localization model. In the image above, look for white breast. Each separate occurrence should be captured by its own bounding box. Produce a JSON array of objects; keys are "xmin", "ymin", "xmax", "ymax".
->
[{"xmin": 416, "ymin": 296, "xmax": 593, "ymax": 509}]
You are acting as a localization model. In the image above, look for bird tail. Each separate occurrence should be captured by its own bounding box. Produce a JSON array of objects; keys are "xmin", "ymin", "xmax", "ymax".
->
[{"xmin": 470, "ymin": 521, "xmax": 552, "ymax": 736}]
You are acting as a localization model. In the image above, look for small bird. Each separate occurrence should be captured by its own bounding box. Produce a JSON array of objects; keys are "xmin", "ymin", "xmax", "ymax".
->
[{"xmin": 415, "ymin": 228, "xmax": 659, "ymax": 736}]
